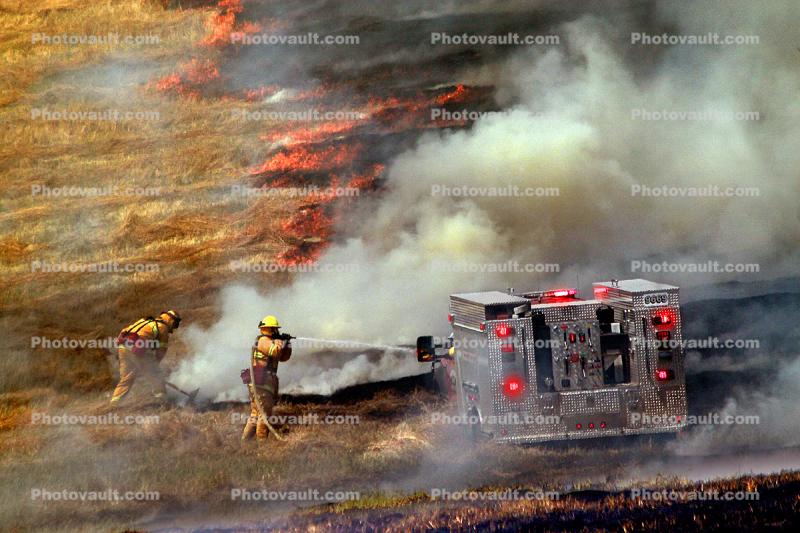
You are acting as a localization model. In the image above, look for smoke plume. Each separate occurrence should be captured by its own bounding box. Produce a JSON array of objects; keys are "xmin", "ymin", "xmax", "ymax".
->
[{"xmin": 174, "ymin": 0, "xmax": 800, "ymax": 400}]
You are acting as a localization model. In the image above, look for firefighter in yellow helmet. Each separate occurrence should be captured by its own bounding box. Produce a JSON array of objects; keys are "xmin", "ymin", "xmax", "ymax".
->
[
  {"xmin": 241, "ymin": 315, "xmax": 292, "ymax": 442},
  {"xmin": 111, "ymin": 310, "xmax": 181, "ymax": 405}
]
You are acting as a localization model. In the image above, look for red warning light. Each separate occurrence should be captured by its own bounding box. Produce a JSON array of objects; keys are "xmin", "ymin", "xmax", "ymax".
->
[
  {"xmin": 600, "ymin": 421, "xmax": 607, "ymax": 429},
  {"xmin": 656, "ymin": 369, "xmax": 674, "ymax": 381},
  {"xmin": 576, "ymin": 423, "xmax": 582, "ymax": 430},
  {"xmin": 652, "ymin": 311, "xmax": 673, "ymax": 327},
  {"xmin": 502, "ymin": 375, "xmax": 525, "ymax": 399},
  {"xmin": 495, "ymin": 324, "xmax": 513, "ymax": 337},
  {"xmin": 589, "ymin": 422, "xmax": 595, "ymax": 429},
  {"xmin": 548, "ymin": 289, "xmax": 577, "ymax": 298}
]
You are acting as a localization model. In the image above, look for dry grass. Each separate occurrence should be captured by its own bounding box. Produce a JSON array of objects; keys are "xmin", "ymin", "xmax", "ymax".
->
[
  {"xmin": 0, "ymin": 0, "xmax": 307, "ymax": 397},
  {"xmin": 0, "ymin": 388, "xmax": 443, "ymax": 530},
  {"xmin": 2, "ymin": 387, "xmax": 797, "ymax": 531},
  {"xmin": 0, "ymin": 0, "xmax": 204, "ymax": 106}
]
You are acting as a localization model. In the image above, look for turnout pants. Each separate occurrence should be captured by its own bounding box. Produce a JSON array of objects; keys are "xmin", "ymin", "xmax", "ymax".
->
[
  {"xmin": 241, "ymin": 373, "xmax": 279, "ymax": 442},
  {"xmin": 111, "ymin": 348, "xmax": 166, "ymax": 404}
]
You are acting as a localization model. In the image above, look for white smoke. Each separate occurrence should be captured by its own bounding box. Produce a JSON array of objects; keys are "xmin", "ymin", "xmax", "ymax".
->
[
  {"xmin": 170, "ymin": 282, "xmax": 426, "ymax": 402},
  {"xmin": 174, "ymin": 1, "xmax": 800, "ymax": 400},
  {"xmin": 667, "ymin": 355, "xmax": 800, "ymax": 457}
]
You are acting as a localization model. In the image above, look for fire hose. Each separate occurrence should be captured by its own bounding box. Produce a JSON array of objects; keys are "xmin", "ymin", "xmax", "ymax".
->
[{"xmin": 248, "ymin": 365, "xmax": 285, "ymax": 442}]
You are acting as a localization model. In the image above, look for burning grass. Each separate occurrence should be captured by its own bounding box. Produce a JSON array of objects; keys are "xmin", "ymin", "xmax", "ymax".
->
[
  {"xmin": 0, "ymin": 0, "xmax": 309, "ymax": 400},
  {"xmin": 153, "ymin": 58, "xmax": 221, "ymax": 99}
]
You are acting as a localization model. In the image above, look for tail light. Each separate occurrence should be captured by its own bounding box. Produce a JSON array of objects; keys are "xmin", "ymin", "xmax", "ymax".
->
[
  {"xmin": 447, "ymin": 313, "xmax": 454, "ymax": 323},
  {"xmin": 575, "ymin": 421, "xmax": 607, "ymax": 430},
  {"xmin": 655, "ymin": 369, "xmax": 675, "ymax": 382},
  {"xmin": 495, "ymin": 324, "xmax": 513, "ymax": 337},
  {"xmin": 652, "ymin": 312, "xmax": 673, "ymax": 326},
  {"xmin": 502, "ymin": 375, "xmax": 525, "ymax": 399}
]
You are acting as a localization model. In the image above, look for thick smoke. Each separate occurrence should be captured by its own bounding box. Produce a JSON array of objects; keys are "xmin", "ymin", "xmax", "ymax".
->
[
  {"xmin": 673, "ymin": 355, "xmax": 800, "ymax": 454},
  {"xmin": 174, "ymin": 0, "xmax": 800, "ymax": 400},
  {"xmin": 172, "ymin": 285, "xmax": 422, "ymax": 401}
]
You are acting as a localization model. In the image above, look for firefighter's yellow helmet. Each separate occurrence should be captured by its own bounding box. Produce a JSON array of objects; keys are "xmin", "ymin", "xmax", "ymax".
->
[
  {"xmin": 258, "ymin": 315, "xmax": 280, "ymax": 329},
  {"xmin": 161, "ymin": 310, "xmax": 181, "ymax": 328}
]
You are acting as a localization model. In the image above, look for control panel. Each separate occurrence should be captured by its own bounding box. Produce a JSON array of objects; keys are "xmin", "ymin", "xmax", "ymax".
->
[{"xmin": 550, "ymin": 319, "xmax": 603, "ymax": 391}]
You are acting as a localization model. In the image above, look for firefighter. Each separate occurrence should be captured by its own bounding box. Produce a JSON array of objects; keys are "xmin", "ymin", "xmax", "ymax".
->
[
  {"xmin": 111, "ymin": 310, "xmax": 181, "ymax": 405},
  {"xmin": 241, "ymin": 315, "xmax": 292, "ymax": 442}
]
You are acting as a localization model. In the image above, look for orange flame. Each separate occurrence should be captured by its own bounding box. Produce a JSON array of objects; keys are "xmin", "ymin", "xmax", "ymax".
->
[
  {"xmin": 153, "ymin": 58, "xmax": 220, "ymax": 99},
  {"xmin": 347, "ymin": 164, "xmax": 385, "ymax": 191},
  {"xmin": 250, "ymin": 144, "xmax": 360, "ymax": 176},
  {"xmin": 260, "ymin": 119, "xmax": 363, "ymax": 147},
  {"xmin": 436, "ymin": 84, "xmax": 470, "ymax": 105},
  {"xmin": 202, "ymin": 0, "xmax": 251, "ymax": 47}
]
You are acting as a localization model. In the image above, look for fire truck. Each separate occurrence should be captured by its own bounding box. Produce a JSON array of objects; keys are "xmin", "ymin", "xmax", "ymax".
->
[{"xmin": 416, "ymin": 279, "xmax": 687, "ymax": 443}]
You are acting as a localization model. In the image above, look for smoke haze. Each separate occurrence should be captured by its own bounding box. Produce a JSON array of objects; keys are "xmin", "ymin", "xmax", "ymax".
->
[{"xmin": 174, "ymin": 0, "xmax": 800, "ymax": 400}]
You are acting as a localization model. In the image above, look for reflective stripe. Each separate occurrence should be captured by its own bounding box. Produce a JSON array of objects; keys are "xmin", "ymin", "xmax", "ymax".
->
[
  {"xmin": 124, "ymin": 318, "xmax": 148, "ymax": 334},
  {"xmin": 126, "ymin": 318, "xmax": 160, "ymax": 338}
]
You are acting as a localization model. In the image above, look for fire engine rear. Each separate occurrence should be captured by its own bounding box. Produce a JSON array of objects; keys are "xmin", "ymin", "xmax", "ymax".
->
[{"xmin": 416, "ymin": 279, "xmax": 687, "ymax": 443}]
